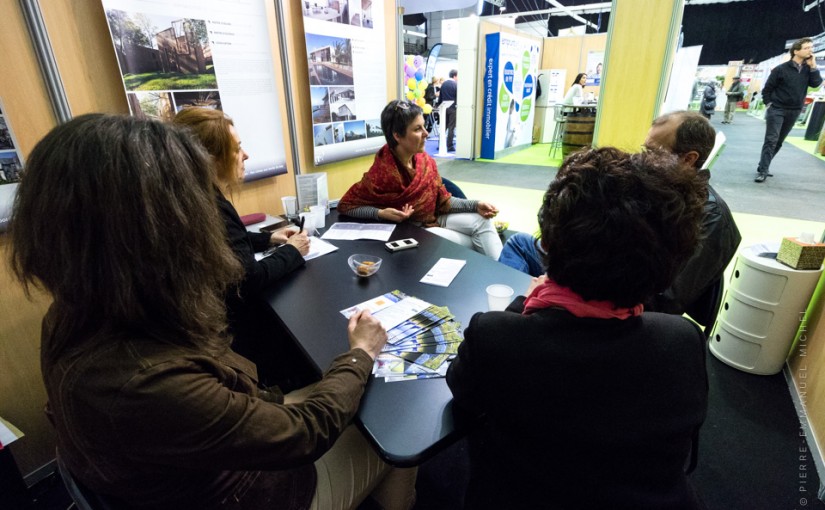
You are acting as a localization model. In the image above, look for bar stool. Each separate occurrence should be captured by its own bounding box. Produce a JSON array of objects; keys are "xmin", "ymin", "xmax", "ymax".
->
[{"xmin": 548, "ymin": 104, "xmax": 566, "ymax": 159}]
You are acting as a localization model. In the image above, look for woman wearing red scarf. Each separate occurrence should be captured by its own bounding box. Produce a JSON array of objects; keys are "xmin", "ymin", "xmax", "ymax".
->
[
  {"xmin": 338, "ymin": 100, "xmax": 502, "ymax": 259},
  {"xmin": 447, "ymin": 148, "xmax": 709, "ymax": 509}
]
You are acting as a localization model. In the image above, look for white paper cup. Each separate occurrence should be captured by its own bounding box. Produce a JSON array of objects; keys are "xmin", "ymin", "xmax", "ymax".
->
[
  {"xmin": 310, "ymin": 205, "xmax": 325, "ymax": 229},
  {"xmin": 298, "ymin": 212, "xmax": 315, "ymax": 235},
  {"xmin": 281, "ymin": 196, "xmax": 298, "ymax": 219},
  {"xmin": 486, "ymin": 284, "xmax": 514, "ymax": 311}
]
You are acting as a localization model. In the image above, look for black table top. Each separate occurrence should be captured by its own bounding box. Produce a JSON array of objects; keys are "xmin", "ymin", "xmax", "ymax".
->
[{"xmin": 261, "ymin": 210, "xmax": 532, "ymax": 466}]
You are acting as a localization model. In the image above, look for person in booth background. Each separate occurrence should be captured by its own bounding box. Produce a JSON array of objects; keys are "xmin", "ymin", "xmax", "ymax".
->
[
  {"xmin": 337, "ymin": 99, "xmax": 502, "ymax": 259},
  {"xmin": 563, "ymin": 72, "xmax": 587, "ymax": 105},
  {"xmin": 11, "ymin": 114, "xmax": 417, "ymax": 510},
  {"xmin": 447, "ymin": 147, "xmax": 709, "ymax": 509},
  {"xmin": 439, "ymin": 69, "xmax": 458, "ymax": 151},
  {"xmin": 173, "ymin": 107, "xmax": 312, "ymax": 389}
]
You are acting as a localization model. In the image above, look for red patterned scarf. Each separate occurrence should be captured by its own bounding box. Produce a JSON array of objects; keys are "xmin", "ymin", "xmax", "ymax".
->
[
  {"xmin": 339, "ymin": 144, "xmax": 451, "ymax": 227},
  {"xmin": 523, "ymin": 278, "xmax": 644, "ymax": 319}
]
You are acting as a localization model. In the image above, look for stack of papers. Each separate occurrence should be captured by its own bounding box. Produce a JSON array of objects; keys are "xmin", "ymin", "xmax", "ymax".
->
[
  {"xmin": 340, "ymin": 290, "xmax": 463, "ymax": 382},
  {"xmin": 321, "ymin": 222, "xmax": 395, "ymax": 241}
]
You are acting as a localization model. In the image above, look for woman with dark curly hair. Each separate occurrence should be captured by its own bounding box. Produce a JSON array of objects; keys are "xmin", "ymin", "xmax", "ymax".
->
[{"xmin": 447, "ymin": 147, "xmax": 709, "ymax": 509}]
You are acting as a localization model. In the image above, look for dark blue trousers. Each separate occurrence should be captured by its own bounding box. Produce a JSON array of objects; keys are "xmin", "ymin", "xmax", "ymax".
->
[{"xmin": 757, "ymin": 106, "xmax": 801, "ymax": 175}]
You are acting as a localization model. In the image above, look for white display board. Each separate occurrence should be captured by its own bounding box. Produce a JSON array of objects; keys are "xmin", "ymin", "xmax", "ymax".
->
[
  {"xmin": 101, "ymin": 0, "xmax": 288, "ymax": 181},
  {"xmin": 661, "ymin": 45, "xmax": 703, "ymax": 115},
  {"xmin": 302, "ymin": 1, "xmax": 388, "ymax": 166}
]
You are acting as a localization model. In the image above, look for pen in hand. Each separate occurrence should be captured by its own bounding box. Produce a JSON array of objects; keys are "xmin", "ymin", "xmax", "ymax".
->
[{"xmin": 298, "ymin": 215, "xmax": 305, "ymax": 234}]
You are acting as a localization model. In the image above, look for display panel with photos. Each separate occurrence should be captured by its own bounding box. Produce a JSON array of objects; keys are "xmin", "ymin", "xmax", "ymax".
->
[
  {"xmin": 0, "ymin": 99, "xmax": 25, "ymax": 232},
  {"xmin": 101, "ymin": 0, "xmax": 288, "ymax": 181},
  {"xmin": 302, "ymin": 0, "xmax": 388, "ymax": 166}
]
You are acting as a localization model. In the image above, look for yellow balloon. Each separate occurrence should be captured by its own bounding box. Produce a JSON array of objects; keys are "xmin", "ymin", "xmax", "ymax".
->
[
  {"xmin": 418, "ymin": 80, "xmax": 427, "ymax": 91},
  {"xmin": 415, "ymin": 97, "xmax": 425, "ymax": 107},
  {"xmin": 405, "ymin": 90, "xmax": 415, "ymax": 100},
  {"xmin": 407, "ymin": 78, "xmax": 417, "ymax": 90},
  {"xmin": 422, "ymin": 104, "xmax": 433, "ymax": 114},
  {"xmin": 406, "ymin": 55, "xmax": 414, "ymax": 65}
]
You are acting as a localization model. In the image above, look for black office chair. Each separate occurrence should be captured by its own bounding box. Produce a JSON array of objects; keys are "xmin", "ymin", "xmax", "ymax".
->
[
  {"xmin": 685, "ymin": 278, "xmax": 725, "ymax": 339},
  {"xmin": 441, "ymin": 177, "xmax": 466, "ymax": 199},
  {"xmin": 56, "ymin": 450, "xmax": 118, "ymax": 510}
]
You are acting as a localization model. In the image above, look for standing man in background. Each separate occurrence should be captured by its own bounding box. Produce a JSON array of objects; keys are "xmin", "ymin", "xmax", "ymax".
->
[
  {"xmin": 755, "ymin": 37, "xmax": 822, "ymax": 183},
  {"xmin": 439, "ymin": 69, "xmax": 458, "ymax": 152},
  {"xmin": 722, "ymin": 76, "xmax": 745, "ymax": 124}
]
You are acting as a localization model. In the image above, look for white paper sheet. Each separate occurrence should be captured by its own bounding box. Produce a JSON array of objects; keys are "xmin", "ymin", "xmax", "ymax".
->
[
  {"xmin": 419, "ymin": 258, "xmax": 466, "ymax": 287},
  {"xmin": 321, "ymin": 222, "xmax": 395, "ymax": 241}
]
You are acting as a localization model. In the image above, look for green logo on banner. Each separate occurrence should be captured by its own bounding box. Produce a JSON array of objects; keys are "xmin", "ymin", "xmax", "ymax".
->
[
  {"xmin": 520, "ymin": 98, "xmax": 532, "ymax": 121},
  {"xmin": 499, "ymin": 85, "xmax": 511, "ymax": 113},
  {"xmin": 522, "ymin": 51, "xmax": 531, "ymax": 78}
]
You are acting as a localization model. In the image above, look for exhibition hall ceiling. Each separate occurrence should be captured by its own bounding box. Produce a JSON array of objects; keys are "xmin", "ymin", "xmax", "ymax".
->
[{"xmin": 406, "ymin": 0, "xmax": 825, "ymax": 65}]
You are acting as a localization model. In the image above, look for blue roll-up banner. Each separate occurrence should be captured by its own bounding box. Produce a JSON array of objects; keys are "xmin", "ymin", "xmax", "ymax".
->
[
  {"xmin": 481, "ymin": 32, "xmax": 540, "ymax": 160},
  {"xmin": 481, "ymin": 33, "xmax": 500, "ymax": 160}
]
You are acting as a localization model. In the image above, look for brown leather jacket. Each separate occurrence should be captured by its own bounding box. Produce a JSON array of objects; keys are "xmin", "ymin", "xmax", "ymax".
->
[{"xmin": 41, "ymin": 307, "xmax": 371, "ymax": 509}]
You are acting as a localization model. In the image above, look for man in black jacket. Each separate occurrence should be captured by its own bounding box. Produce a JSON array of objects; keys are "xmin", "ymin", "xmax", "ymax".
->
[
  {"xmin": 439, "ymin": 69, "xmax": 458, "ymax": 151},
  {"xmin": 755, "ymin": 37, "xmax": 823, "ymax": 183}
]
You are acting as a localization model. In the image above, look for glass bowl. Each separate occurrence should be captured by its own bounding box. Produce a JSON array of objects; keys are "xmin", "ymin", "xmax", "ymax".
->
[{"xmin": 348, "ymin": 254, "xmax": 382, "ymax": 277}]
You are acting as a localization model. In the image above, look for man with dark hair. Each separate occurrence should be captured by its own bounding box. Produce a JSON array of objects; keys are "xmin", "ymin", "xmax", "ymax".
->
[
  {"xmin": 439, "ymin": 69, "xmax": 458, "ymax": 151},
  {"xmin": 499, "ymin": 111, "xmax": 741, "ymax": 330},
  {"xmin": 755, "ymin": 37, "xmax": 822, "ymax": 183},
  {"xmin": 643, "ymin": 111, "xmax": 741, "ymax": 326}
]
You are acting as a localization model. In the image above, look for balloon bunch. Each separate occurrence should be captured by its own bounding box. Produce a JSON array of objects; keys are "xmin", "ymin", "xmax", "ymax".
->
[{"xmin": 403, "ymin": 55, "xmax": 433, "ymax": 114}]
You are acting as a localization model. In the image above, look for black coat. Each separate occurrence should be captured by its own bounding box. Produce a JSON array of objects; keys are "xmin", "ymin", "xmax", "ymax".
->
[
  {"xmin": 447, "ymin": 298, "xmax": 708, "ymax": 510},
  {"xmin": 700, "ymin": 85, "xmax": 716, "ymax": 116}
]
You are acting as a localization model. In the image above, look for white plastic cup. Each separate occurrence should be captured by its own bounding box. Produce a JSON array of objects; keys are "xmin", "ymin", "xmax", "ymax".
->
[
  {"xmin": 281, "ymin": 196, "xmax": 298, "ymax": 219},
  {"xmin": 310, "ymin": 205, "xmax": 325, "ymax": 229},
  {"xmin": 486, "ymin": 284, "xmax": 514, "ymax": 311},
  {"xmin": 298, "ymin": 212, "xmax": 315, "ymax": 235}
]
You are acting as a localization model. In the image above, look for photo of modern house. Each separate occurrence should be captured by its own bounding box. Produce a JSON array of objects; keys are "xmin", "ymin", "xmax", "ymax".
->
[
  {"xmin": 0, "ymin": 119, "xmax": 15, "ymax": 151},
  {"xmin": 105, "ymin": 10, "xmax": 216, "ymax": 91},
  {"xmin": 303, "ymin": 0, "xmax": 351, "ymax": 25},
  {"xmin": 0, "ymin": 151, "xmax": 23, "ymax": 185},
  {"xmin": 333, "ymin": 123, "xmax": 345, "ymax": 143},
  {"xmin": 329, "ymin": 86, "xmax": 356, "ymax": 121},
  {"xmin": 306, "ymin": 33, "xmax": 353, "ymax": 86},
  {"xmin": 313, "ymin": 123, "xmax": 335, "ymax": 146},
  {"xmin": 311, "ymin": 87, "xmax": 332, "ymax": 124},
  {"xmin": 343, "ymin": 120, "xmax": 366, "ymax": 141},
  {"xmin": 365, "ymin": 119, "xmax": 383, "ymax": 138}
]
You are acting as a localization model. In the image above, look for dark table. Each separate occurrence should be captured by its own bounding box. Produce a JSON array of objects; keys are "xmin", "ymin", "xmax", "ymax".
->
[{"xmin": 261, "ymin": 211, "xmax": 531, "ymax": 466}]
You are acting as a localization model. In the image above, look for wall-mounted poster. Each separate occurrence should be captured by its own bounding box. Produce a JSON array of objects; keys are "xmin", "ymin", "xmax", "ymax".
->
[
  {"xmin": 480, "ymin": 32, "xmax": 541, "ymax": 159},
  {"xmin": 101, "ymin": 0, "xmax": 287, "ymax": 181},
  {"xmin": 0, "ymin": 98, "xmax": 24, "ymax": 233},
  {"xmin": 302, "ymin": 0, "xmax": 388, "ymax": 166},
  {"xmin": 585, "ymin": 51, "xmax": 604, "ymax": 87}
]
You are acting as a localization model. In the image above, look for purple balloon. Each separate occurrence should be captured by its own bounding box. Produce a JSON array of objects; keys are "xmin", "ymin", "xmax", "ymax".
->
[
  {"xmin": 405, "ymin": 65, "xmax": 415, "ymax": 78},
  {"xmin": 413, "ymin": 55, "xmax": 424, "ymax": 68}
]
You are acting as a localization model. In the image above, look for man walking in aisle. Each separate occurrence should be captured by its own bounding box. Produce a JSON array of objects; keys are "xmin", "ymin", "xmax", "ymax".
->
[
  {"xmin": 754, "ymin": 37, "xmax": 822, "ymax": 183},
  {"xmin": 722, "ymin": 76, "xmax": 745, "ymax": 124},
  {"xmin": 439, "ymin": 69, "xmax": 458, "ymax": 152}
]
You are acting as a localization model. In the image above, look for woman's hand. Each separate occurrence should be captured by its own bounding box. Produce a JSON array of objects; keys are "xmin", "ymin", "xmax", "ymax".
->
[
  {"xmin": 347, "ymin": 310, "xmax": 387, "ymax": 360},
  {"xmin": 285, "ymin": 232, "xmax": 310, "ymax": 256},
  {"xmin": 476, "ymin": 201, "xmax": 499, "ymax": 219},
  {"xmin": 377, "ymin": 204, "xmax": 414, "ymax": 223},
  {"xmin": 524, "ymin": 275, "xmax": 547, "ymax": 297},
  {"xmin": 269, "ymin": 226, "xmax": 297, "ymax": 245}
]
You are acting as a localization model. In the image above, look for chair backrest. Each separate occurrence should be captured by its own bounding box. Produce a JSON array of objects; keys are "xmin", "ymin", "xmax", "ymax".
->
[
  {"xmin": 701, "ymin": 131, "xmax": 726, "ymax": 171},
  {"xmin": 685, "ymin": 277, "xmax": 725, "ymax": 338},
  {"xmin": 553, "ymin": 104, "xmax": 566, "ymax": 122},
  {"xmin": 441, "ymin": 177, "xmax": 466, "ymax": 199},
  {"xmin": 56, "ymin": 451, "xmax": 118, "ymax": 510}
]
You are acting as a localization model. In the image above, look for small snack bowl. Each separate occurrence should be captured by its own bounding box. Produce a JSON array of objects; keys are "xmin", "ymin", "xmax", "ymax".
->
[{"xmin": 348, "ymin": 254, "xmax": 382, "ymax": 277}]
